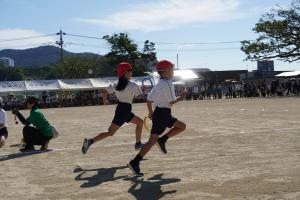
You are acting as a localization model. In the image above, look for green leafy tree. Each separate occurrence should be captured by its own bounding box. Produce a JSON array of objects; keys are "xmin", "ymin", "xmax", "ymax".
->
[
  {"xmin": 241, "ymin": 0, "xmax": 300, "ymax": 62},
  {"xmin": 103, "ymin": 33, "xmax": 140, "ymax": 63},
  {"xmin": 49, "ymin": 56, "xmax": 116, "ymax": 79},
  {"xmin": 139, "ymin": 40, "xmax": 157, "ymax": 71},
  {"xmin": 0, "ymin": 66, "xmax": 25, "ymax": 81},
  {"xmin": 103, "ymin": 33, "xmax": 157, "ymax": 75}
]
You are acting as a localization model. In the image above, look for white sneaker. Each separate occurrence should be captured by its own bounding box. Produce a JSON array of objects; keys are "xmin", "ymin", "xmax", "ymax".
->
[{"xmin": 82, "ymin": 138, "xmax": 92, "ymax": 154}]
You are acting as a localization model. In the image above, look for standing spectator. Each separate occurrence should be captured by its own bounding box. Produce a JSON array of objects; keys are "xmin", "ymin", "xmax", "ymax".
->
[
  {"xmin": 217, "ymin": 84, "xmax": 222, "ymax": 99},
  {"xmin": 192, "ymin": 85, "xmax": 199, "ymax": 100},
  {"xmin": 212, "ymin": 85, "xmax": 217, "ymax": 100},
  {"xmin": 267, "ymin": 82, "xmax": 271, "ymax": 97},
  {"xmin": 200, "ymin": 85, "xmax": 206, "ymax": 100}
]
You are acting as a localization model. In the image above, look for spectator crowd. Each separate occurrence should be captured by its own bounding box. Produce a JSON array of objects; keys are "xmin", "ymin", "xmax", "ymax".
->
[{"xmin": 1, "ymin": 79, "xmax": 299, "ymax": 110}]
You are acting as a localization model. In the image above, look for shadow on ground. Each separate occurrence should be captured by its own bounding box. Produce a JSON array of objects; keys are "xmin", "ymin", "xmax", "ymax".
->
[
  {"xmin": 74, "ymin": 165, "xmax": 128, "ymax": 188},
  {"xmin": 124, "ymin": 173, "xmax": 181, "ymax": 200},
  {"xmin": 0, "ymin": 150, "xmax": 52, "ymax": 162},
  {"xmin": 74, "ymin": 165, "xmax": 181, "ymax": 200}
]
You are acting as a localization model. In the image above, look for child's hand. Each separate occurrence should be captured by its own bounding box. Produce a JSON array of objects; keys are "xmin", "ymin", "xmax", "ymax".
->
[
  {"xmin": 148, "ymin": 112, "xmax": 153, "ymax": 120},
  {"xmin": 12, "ymin": 109, "xmax": 19, "ymax": 115},
  {"xmin": 178, "ymin": 90, "xmax": 187, "ymax": 101},
  {"xmin": 141, "ymin": 86, "xmax": 147, "ymax": 93}
]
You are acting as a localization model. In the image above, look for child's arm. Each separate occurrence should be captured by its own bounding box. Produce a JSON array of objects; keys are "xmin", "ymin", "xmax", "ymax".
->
[
  {"xmin": 101, "ymin": 89, "xmax": 109, "ymax": 105},
  {"xmin": 170, "ymin": 91, "xmax": 187, "ymax": 105},
  {"xmin": 0, "ymin": 112, "xmax": 4, "ymax": 127},
  {"xmin": 146, "ymin": 100, "xmax": 153, "ymax": 119},
  {"xmin": 12, "ymin": 110, "xmax": 30, "ymax": 126},
  {"xmin": 134, "ymin": 85, "xmax": 147, "ymax": 99}
]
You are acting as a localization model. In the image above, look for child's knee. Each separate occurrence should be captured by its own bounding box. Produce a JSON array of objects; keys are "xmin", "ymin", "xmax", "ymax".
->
[
  {"xmin": 107, "ymin": 127, "xmax": 116, "ymax": 136},
  {"xmin": 182, "ymin": 123, "xmax": 186, "ymax": 130},
  {"xmin": 148, "ymin": 136, "xmax": 158, "ymax": 145},
  {"xmin": 178, "ymin": 122, "xmax": 186, "ymax": 131},
  {"xmin": 137, "ymin": 118, "xmax": 143, "ymax": 127}
]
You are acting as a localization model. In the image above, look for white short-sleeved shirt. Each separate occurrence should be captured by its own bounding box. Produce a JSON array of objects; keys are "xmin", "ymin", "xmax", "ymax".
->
[
  {"xmin": 106, "ymin": 81, "xmax": 142, "ymax": 104},
  {"xmin": 0, "ymin": 109, "xmax": 8, "ymax": 128},
  {"xmin": 147, "ymin": 79, "xmax": 176, "ymax": 108}
]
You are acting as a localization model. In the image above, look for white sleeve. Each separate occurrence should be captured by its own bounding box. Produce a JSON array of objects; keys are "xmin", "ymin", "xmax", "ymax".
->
[
  {"xmin": 168, "ymin": 81, "xmax": 176, "ymax": 101},
  {"xmin": 147, "ymin": 86, "xmax": 156, "ymax": 101},
  {"xmin": 131, "ymin": 82, "xmax": 142, "ymax": 97},
  {"xmin": 106, "ymin": 84, "xmax": 115, "ymax": 94},
  {"xmin": 0, "ymin": 111, "xmax": 4, "ymax": 125}
]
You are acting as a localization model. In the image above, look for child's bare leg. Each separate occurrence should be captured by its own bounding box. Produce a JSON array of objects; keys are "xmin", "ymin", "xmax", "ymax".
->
[
  {"xmin": 82, "ymin": 124, "xmax": 120, "ymax": 154},
  {"xmin": 130, "ymin": 115, "xmax": 144, "ymax": 143},
  {"xmin": 157, "ymin": 120, "xmax": 186, "ymax": 154},
  {"xmin": 129, "ymin": 134, "xmax": 159, "ymax": 175},
  {"xmin": 92, "ymin": 124, "xmax": 120, "ymax": 143},
  {"xmin": 139, "ymin": 134, "xmax": 159, "ymax": 157},
  {"xmin": 164, "ymin": 120, "xmax": 186, "ymax": 138}
]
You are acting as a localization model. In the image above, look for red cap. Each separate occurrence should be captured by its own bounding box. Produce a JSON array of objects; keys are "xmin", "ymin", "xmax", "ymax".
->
[
  {"xmin": 156, "ymin": 60, "xmax": 174, "ymax": 71},
  {"xmin": 117, "ymin": 62, "xmax": 132, "ymax": 77}
]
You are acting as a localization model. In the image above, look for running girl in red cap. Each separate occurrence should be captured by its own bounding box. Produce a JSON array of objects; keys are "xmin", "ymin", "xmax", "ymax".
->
[
  {"xmin": 128, "ymin": 60, "xmax": 187, "ymax": 176},
  {"xmin": 82, "ymin": 62, "xmax": 146, "ymax": 154}
]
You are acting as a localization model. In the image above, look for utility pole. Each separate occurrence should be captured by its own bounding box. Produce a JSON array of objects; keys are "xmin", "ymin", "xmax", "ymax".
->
[{"xmin": 56, "ymin": 29, "xmax": 66, "ymax": 64}]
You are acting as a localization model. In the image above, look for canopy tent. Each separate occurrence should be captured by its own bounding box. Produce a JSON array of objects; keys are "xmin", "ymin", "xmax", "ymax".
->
[
  {"xmin": 276, "ymin": 71, "xmax": 300, "ymax": 77},
  {"xmin": 0, "ymin": 76, "xmax": 155, "ymax": 93},
  {"xmin": 152, "ymin": 69, "xmax": 200, "ymax": 81},
  {"xmin": 151, "ymin": 69, "xmax": 200, "ymax": 86}
]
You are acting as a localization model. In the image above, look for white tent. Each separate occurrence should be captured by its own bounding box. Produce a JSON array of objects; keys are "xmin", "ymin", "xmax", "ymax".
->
[
  {"xmin": 276, "ymin": 71, "xmax": 300, "ymax": 77},
  {"xmin": 0, "ymin": 76, "xmax": 155, "ymax": 93}
]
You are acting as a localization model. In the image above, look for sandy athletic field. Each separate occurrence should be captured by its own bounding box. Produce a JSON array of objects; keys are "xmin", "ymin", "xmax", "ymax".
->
[{"xmin": 1, "ymin": 98, "xmax": 300, "ymax": 200}]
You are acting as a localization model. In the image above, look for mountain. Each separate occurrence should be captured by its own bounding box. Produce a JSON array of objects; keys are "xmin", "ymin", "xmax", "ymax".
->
[{"xmin": 0, "ymin": 45, "xmax": 101, "ymax": 68}]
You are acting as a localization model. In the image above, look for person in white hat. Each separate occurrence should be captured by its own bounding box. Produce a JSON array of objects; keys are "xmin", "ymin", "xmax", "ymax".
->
[{"xmin": 0, "ymin": 97, "xmax": 8, "ymax": 148}]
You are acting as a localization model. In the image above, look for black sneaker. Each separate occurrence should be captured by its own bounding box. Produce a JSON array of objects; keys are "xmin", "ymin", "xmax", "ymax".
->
[
  {"xmin": 40, "ymin": 141, "xmax": 49, "ymax": 151},
  {"xmin": 128, "ymin": 160, "xmax": 144, "ymax": 177},
  {"xmin": 19, "ymin": 146, "xmax": 35, "ymax": 152},
  {"xmin": 134, "ymin": 143, "xmax": 144, "ymax": 150},
  {"xmin": 157, "ymin": 138, "xmax": 167, "ymax": 154},
  {"xmin": 82, "ymin": 138, "xmax": 92, "ymax": 154}
]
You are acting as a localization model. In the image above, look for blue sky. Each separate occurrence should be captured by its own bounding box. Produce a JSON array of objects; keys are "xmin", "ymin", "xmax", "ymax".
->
[{"xmin": 0, "ymin": 0, "xmax": 298, "ymax": 71}]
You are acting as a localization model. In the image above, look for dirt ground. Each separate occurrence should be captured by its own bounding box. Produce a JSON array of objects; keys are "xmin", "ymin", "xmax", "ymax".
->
[{"xmin": 1, "ymin": 98, "xmax": 300, "ymax": 200}]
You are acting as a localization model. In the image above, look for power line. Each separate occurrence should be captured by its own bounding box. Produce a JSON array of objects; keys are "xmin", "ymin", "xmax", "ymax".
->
[
  {"xmin": 65, "ymin": 42, "xmax": 107, "ymax": 49},
  {"xmin": 156, "ymin": 47, "xmax": 241, "ymax": 52},
  {"xmin": 148, "ymin": 40, "xmax": 253, "ymax": 45},
  {"xmin": 0, "ymin": 32, "xmax": 253, "ymax": 46},
  {"xmin": 65, "ymin": 32, "xmax": 251, "ymax": 45},
  {"xmin": 65, "ymin": 41, "xmax": 240, "ymax": 52},
  {"xmin": 66, "ymin": 33, "xmax": 104, "ymax": 40},
  {"xmin": 0, "ymin": 34, "xmax": 56, "ymax": 43}
]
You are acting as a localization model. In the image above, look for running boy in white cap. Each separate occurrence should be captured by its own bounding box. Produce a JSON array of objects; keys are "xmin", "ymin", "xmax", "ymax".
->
[{"xmin": 128, "ymin": 60, "xmax": 187, "ymax": 176}]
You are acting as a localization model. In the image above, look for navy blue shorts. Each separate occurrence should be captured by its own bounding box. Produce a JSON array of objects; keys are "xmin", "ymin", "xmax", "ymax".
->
[
  {"xmin": 112, "ymin": 102, "xmax": 134, "ymax": 126},
  {"xmin": 151, "ymin": 107, "xmax": 177, "ymax": 135},
  {"xmin": 0, "ymin": 127, "xmax": 8, "ymax": 139}
]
